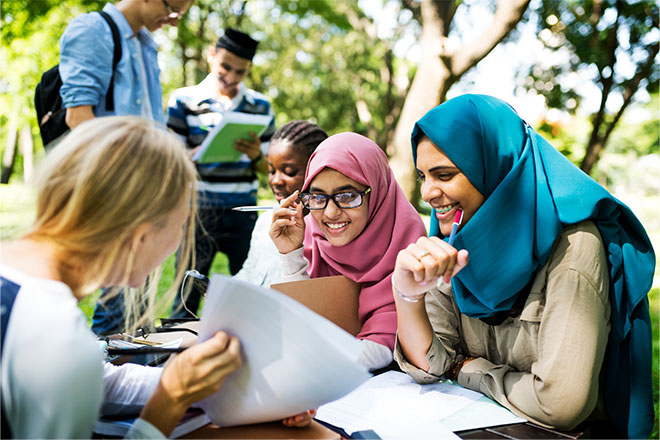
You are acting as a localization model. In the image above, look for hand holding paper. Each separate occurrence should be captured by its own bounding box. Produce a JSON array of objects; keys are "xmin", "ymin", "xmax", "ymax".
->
[{"xmin": 197, "ymin": 275, "xmax": 370, "ymax": 427}]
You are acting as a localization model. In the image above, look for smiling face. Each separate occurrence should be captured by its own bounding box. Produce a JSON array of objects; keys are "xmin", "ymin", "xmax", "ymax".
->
[
  {"xmin": 267, "ymin": 140, "xmax": 309, "ymax": 202},
  {"xmin": 207, "ymin": 47, "xmax": 251, "ymax": 98},
  {"xmin": 416, "ymin": 136, "xmax": 485, "ymax": 237},
  {"xmin": 308, "ymin": 168, "xmax": 370, "ymax": 247}
]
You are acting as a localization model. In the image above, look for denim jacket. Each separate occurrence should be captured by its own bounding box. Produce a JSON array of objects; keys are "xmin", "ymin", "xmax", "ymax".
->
[{"xmin": 59, "ymin": 3, "xmax": 165, "ymax": 124}]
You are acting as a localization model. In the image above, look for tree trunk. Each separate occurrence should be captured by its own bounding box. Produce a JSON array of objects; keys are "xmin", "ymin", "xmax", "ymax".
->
[
  {"xmin": 388, "ymin": 0, "xmax": 531, "ymax": 204},
  {"xmin": 580, "ymin": 14, "xmax": 659, "ymax": 174},
  {"xmin": 20, "ymin": 126, "xmax": 34, "ymax": 183},
  {"xmin": 1, "ymin": 117, "xmax": 18, "ymax": 184}
]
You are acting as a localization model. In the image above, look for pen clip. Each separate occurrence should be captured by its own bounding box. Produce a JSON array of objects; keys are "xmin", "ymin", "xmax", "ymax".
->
[{"xmin": 453, "ymin": 208, "xmax": 464, "ymax": 226}]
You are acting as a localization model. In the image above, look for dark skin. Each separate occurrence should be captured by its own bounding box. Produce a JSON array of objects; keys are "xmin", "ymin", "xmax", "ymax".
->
[{"xmin": 267, "ymin": 140, "xmax": 310, "ymax": 202}]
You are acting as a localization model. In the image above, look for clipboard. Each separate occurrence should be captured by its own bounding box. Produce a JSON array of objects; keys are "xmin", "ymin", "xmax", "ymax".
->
[
  {"xmin": 271, "ymin": 275, "xmax": 362, "ymax": 336},
  {"xmin": 193, "ymin": 111, "xmax": 273, "ymax": 163}
]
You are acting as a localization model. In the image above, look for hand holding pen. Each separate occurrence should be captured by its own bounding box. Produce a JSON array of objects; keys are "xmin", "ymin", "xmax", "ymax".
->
[
  {"xmin": 392, "ymin": 209, "xmax": 469, "ymax": 302},
  {"xmin": 269, "ymin": 190, "xmax": 306, "ymax": 254}
]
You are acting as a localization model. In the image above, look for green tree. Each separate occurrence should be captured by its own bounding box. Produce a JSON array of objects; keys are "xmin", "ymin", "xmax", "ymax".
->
[
  {"xmin": 387, "ymin": 0, "xmax": 531, "ymax": 204},
  {"xmin": 523, "ymin": 0, "xmax": 659, "ymax": 174}
]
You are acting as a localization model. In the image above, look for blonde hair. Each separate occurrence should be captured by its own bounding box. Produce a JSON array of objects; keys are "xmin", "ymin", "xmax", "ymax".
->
[{"xmin": 27, "ymin": 116, "xmax": 197, "ymax": 331}]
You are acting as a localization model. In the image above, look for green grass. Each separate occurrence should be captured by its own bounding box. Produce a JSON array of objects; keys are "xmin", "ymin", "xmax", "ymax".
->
[{"xmin": 2, "ymin": 181, "xmax": 659, "ymax": 437}]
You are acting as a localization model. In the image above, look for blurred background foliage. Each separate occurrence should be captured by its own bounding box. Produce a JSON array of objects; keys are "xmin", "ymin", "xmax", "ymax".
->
[{"xmin": 1, "ymin": 0, "xmax": 657, "ymax": 194}]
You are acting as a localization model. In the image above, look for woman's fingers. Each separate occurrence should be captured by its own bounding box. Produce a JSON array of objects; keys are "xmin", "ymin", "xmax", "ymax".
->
[
  {"xmin": 282, "ymin": 409, "xmax": 316, "ymax": 428},
  {"xmin": 394, "ymin": 237, "xmax": 465, "ymax": 295}
]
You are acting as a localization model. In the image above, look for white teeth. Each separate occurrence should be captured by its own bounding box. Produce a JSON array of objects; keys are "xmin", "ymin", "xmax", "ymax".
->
[
  {"xmin": 326, "ymin": 222, "xmax": 348, "ymax": 229},
  {"xmin": 436, "ymin": 204, "xmax": 457, "ymax": 214}
]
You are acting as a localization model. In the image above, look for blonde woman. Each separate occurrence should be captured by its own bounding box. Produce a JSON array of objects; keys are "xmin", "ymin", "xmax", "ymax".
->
[{"xmin": 0, "ymin": 116, "xmax": 243, "ymax": 438}]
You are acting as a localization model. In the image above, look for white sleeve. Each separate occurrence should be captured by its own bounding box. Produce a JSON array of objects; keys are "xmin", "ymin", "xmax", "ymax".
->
[
  {"xmin": 358, "ymin": 339, "xmax": 393, "ymax": 371},
  {"xmin": 101, "ymin": 362, "xmax": 162, "ymax": 416},
  {"xmin": 125, "ymin": 417, "xmax": 166, "ymax": 439},
  {"xmin": 279, "ymin": 247, "xmax": 311, "ymax": 281}
]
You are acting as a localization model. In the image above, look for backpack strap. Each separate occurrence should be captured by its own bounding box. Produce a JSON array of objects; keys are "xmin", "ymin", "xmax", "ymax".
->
[
  {"xmin": 1, "ymin": 277, "xmax": 21, "ymax": 439},
  {"xmin": 97, "ymin": 10, "xmax": 122, "ymax": 112}
]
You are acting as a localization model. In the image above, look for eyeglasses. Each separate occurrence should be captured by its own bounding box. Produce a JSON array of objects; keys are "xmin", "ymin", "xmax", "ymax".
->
[
  {"xmin": 298, "ymin": 188, "xmax": 371, "ymax": 210},
  {"xmin": 161, "ymin": 0, "xmax": 183, "ymax": 18}
]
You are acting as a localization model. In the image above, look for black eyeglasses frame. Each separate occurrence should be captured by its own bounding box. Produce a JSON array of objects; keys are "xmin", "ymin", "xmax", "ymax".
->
[
  {"xmin": 161, "ymin": 0, "xmax": 183, "ymax": 18},
  {"xmin": 298, "ymin": 187, "xmax": 371, "ymax": 210}
]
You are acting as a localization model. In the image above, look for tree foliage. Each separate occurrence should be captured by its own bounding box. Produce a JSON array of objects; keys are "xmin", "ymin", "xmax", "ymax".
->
[{"xmin": 523, "ymin": 0, "xmax": 659, "ymax": 174}]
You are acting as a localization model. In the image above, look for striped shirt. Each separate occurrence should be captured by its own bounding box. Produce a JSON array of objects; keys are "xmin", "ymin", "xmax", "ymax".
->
[{"xmin": 166, "ymin": 75, "xmax": 274, "ymax": 206}]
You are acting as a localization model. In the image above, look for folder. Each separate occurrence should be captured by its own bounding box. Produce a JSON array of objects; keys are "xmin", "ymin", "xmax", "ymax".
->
[
  {"xmin": 270, "ymin": 275, "xmax": 362, "ymax": 336},
  {"xmin": 193, "ymin": 111, "xmax": 273, "ymax": 163}
]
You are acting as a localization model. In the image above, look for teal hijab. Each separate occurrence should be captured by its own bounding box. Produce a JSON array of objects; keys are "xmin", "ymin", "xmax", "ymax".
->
[{"xmin": 411, "ymin": 94, "xmax": 655, "ymax": 438}]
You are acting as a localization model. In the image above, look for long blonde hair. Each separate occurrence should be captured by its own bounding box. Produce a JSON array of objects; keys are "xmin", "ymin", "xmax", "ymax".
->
[{"xmin": 26, "ymin": 116, "xmax": 197, "ymax": 331}]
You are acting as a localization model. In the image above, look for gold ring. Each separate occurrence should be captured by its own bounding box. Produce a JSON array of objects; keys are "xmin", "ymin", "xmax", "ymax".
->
[{"xmin": 418, "ymin": 251, "xmax": 430, "ymax": 259}]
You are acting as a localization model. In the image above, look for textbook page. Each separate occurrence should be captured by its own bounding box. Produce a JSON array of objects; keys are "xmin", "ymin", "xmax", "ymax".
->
[
  {"xmin": 316, "ymin": 371, "xmax": 484, "ymax": 439},
  {"xmin": 197, "ymin": 275, "xmax": 371, "ymax": 427},
  {"xmin": 192, "ymin": 111, "xmax": 272, "ymax": 163}
]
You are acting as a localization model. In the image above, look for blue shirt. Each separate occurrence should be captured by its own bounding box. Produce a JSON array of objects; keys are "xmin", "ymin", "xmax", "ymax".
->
[{"xmin": 59, "ymin": 3, "xmax": 165, "ymax": 124}]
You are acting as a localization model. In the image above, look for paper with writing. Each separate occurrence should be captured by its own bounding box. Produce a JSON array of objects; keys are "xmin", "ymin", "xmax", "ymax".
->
[{"xmin": 197, "ymin": 275, "xmax": 370, "ymax": 427}]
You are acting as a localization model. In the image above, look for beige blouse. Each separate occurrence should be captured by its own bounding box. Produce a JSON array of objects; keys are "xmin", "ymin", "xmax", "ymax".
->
[{"xmin": 394, "ymin": 221, "xmax": 611, "ymax": 431}]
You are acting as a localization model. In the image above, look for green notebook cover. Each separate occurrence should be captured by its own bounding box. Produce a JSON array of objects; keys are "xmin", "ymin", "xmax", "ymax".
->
[{"xmin": 194, "ymin": 112, "xmax": 272, "ymax": 164}]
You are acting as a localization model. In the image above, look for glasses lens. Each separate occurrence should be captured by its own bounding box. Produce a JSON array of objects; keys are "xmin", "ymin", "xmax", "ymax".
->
[
  {"xmin": 300, "ymin": 193, "xmax": 328, "ymax": 209},
  {"xmin": 334, "ymin": 192, "xmax": 362, "ymax": 208}
]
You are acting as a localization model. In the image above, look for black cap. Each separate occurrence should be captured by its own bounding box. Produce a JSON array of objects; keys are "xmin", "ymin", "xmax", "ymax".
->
[{"xmin": 215, "ymin": 28, "xmax": 259, "ymax": 61}]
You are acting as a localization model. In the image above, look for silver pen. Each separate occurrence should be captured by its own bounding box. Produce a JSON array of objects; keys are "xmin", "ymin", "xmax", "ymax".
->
[{"xmin": 232, "ymin": 205, "xmax": 274, "ymax": 212}]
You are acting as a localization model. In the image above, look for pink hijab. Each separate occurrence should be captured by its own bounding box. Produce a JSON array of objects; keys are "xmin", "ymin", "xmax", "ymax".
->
[{"xmin": 302, "ymin": 133, "xmax": 427, "ymax": 350}]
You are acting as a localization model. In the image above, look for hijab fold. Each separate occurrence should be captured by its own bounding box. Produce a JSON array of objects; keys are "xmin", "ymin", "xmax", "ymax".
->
[
  {"xmin": 412, "ymin": 94, "xmax": 655, "ymax": 438},
  {"xmin": 303, "ymin": 133, "xmax": 427, "ymax": 351}
]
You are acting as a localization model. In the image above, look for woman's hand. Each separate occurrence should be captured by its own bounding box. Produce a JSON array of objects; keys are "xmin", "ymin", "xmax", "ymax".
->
[
  {"xmin": 392, "ymin": 236, "xmax": 469, "ymax": 300},
  {"xmin": 269, "ymin": 191, "xmax": 305, "ymax": 254},
  {"xmin": 282, "ymin": 409, "xmax": 316, "ymax": 428},
  {"xmin": 139, "ymin": 332, "xmax": 241, "ymax": 436}
]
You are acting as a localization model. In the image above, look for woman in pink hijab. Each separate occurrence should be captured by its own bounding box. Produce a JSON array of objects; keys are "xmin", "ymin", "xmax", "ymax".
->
[{"xmin": 270, "ymin": 132, "xmax": 427, "ymax": 370}]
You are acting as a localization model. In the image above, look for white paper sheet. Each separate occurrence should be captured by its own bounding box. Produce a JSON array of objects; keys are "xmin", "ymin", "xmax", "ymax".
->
[
  {"xmin": 316, "ymin": 371, "xmax": 485, "ymax": 439},
  {"xmin": 439, "ymin": 395, "xmax": 526, "ymax": 432},
  {"xmin": 197, "ymin": 275, "xmax": 371, "ymax": 427}
]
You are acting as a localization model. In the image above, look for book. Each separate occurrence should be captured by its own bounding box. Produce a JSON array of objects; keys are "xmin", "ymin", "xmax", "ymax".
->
[
  {"xmin": 271, "ymin": 275, "xmax": 362, "ymax": 336},
  {"xmin": 192, "ymin": 111, "xmax": 273, "ymax": 164},
  {"xmin": 93, "ymin": 408, "xmax": 210, "ymax": 438}
]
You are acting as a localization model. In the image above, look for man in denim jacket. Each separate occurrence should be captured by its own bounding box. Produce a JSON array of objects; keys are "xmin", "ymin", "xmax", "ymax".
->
[{"xmin": 60, "ymin": 0, "xmax": 193, "ymax": 128}]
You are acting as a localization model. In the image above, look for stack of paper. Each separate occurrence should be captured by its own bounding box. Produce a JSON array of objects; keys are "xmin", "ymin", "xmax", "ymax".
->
[
  {"xmin": 197, "ymin": 275, "xmax": 371, "ymax": 427},
  {"xmin": 316, "ymin": 371, "xmax": 525, "ymax": 439}
]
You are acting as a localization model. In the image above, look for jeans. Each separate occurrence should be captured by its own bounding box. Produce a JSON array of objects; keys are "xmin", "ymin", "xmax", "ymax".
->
[
  {"xmin": 91, "ymin": 288, "xmax": 127, "ymax": 335},
  {"xmin": 170, "ymin": 204, "xmax": 257, "ymax": 318}
]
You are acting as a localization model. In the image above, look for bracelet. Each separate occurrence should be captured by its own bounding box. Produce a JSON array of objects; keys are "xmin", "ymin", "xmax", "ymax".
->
[
  {"xmin": 446, "ymin": 356, "xmax": 476, "ymax": 381},
  {"xmin": 392, "ymin": 280, "xmax": 425, "ymax": 303},
  {"xmin": 252, "ymin": 152, "xmax": 263, "ymax": 163}
]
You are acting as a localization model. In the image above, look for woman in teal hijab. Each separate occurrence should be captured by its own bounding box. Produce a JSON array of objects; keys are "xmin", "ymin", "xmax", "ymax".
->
[{"xmin": 391, "ymin": 94, "xmax": 654, "ymax": 438}]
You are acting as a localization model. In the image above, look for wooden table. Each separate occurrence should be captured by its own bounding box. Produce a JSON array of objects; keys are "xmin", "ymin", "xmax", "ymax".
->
[
  {"xmin": 457, "ymin": 422, "xmax": 584, "ymax": 439},
  {"xmin": 181, "ymin": 420, "xmax": 339, "ymax": 439}
]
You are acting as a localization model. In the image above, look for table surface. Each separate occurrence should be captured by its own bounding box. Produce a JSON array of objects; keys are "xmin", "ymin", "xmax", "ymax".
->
[
  {"xmin": 181, "ymin": 420, "xmax": 339, "ymax": 439},
  {"xmin": 457, "ymin": 422, "xmax": 584, "ymax": 439},
  {"xmin": 177, "ymin": 420, "xmax": 585, "ymax": 439}
]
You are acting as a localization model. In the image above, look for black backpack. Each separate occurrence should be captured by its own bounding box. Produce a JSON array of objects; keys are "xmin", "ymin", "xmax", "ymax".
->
[{"xmin": 34, "ymin": 10, "xmax": 122, "ymax": 148}]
